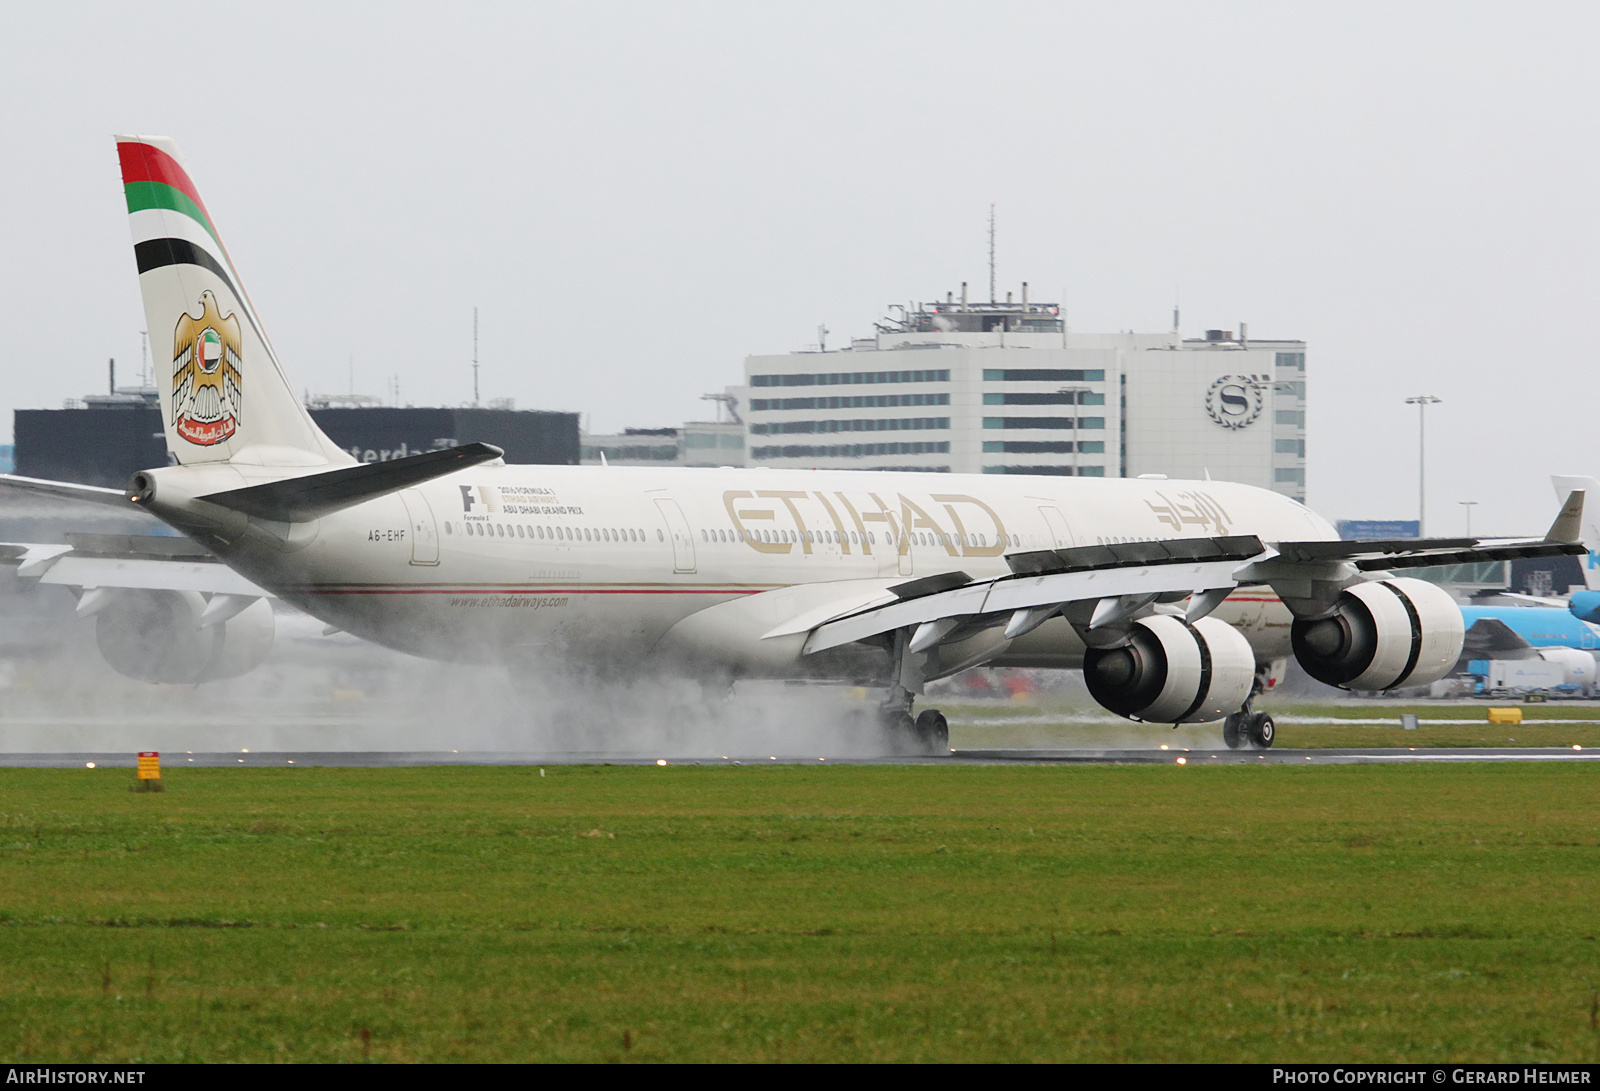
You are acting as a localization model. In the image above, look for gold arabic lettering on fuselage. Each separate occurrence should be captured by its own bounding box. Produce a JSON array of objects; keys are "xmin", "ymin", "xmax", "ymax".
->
[
  {"xmin": 1143, "ymin": 489, "xmax": 1233, "ymax": 536},
  {"xmin": 722, "ymin": 490, "xmax": 1008, "ymax": 558}
]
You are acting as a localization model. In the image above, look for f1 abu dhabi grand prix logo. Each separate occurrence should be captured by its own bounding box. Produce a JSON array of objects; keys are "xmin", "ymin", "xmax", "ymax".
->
[
  {"xmin": 1204, "ymin": 375, "xmax": 1265, "ymax": 431},
  {"xmin": 171, "ymin": 291, "xmax": 242, "ymax": 446}
]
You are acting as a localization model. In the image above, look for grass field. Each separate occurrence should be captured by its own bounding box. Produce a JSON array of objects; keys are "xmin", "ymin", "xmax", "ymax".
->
[{"xmin": 3, "ymin": 763, "xmax": 1600, "ymax": 1063}]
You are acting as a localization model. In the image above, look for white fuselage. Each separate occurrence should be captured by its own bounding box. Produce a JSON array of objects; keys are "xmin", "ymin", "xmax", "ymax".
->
[{"xmin": 180, "ymin": 465, "xmax": 1324, "ymax": 681}]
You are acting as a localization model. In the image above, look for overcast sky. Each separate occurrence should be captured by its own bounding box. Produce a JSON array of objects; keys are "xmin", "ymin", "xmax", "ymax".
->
[{"xmin": 2, "ymin": 1, "xmax": 1596, "ymax": 534}]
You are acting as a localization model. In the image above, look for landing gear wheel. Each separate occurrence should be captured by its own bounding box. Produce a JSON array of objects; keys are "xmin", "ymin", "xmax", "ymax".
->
[
  {"xmin": 1247, "ymin": 712, "xmax": 1275, "ymax": 749},
  {"xmin": 878, "ymin": 709, "xmax": 917, "ymax": 755},
  {"xmin": 1222, "ymin": 711, "xmax": 1246, "ymax": 750},
  {"xmin": 914, "ymin": 709, "xmax": 949, "ymax": 754}
]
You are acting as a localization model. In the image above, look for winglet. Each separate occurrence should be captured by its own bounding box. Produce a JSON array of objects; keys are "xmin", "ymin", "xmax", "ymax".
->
[{"xmin": 1546, "ymin": 490, "xmax": 1585, "ymax": 543}]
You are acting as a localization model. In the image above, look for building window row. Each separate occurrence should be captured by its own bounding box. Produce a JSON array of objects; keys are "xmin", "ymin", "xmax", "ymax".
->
[
  {"xmin": 983, "ymin": 391, "xmax": 1105, "ymax": 407},
  {"xmin": 752, "ymin": 417, "xmax": 950, "ymax": 435},
  {"xmin": 683, "ymin": 433, "xmax": 745, "ymax": 450},
  {"xmin": 982, "ymin": 368, "xmax": 1105, "ymax": 382},
  {"xmin": 1275, "ymin": 410, "xmax": 1305, "ymax": 427},
  {"xmin": 982, "ymin": 465, "xmax": 1106, "ymax": 477},
  {"xmin": 1275, "ymin": 352, "xmax": 1306, "ymax": 371},
  {"xmin": 1275, "ymin": 467, "xmax": 1306, "ymax": 485},
  {"xmin": 750, "ymin": 369, "xmax": 950, "ymax": 388},
  {"xmin": 580, "ymin": 444, "xmax": 677, "ymax": 461},
  {"xmin": 982, "ymin": 416, "xmax": 1105, "ymax": 431},
  {"xmin": 751, "ymin": 441, "xmax": 952, "ymax": 460},
  {"xmin": 750, "ymin": 393, "xmax": 949, "ymax": 412},
  {"xmin": 982, "ymin": 440, "xmax": 1105, "ymax": 454},
  {"xmin": 1275, "ymin": 438, "xmax": 1306, "ymax": 457}
]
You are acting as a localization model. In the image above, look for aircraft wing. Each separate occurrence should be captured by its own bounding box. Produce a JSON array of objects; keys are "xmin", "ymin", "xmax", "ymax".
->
[
  {"xmin": 792, "ymin": 521, "xmax": 1586, "ymax": 659},
  {"xmin": 1461, "ymin": 617, "xmax": 1538, "ymax": 659},
  {"xmin": 1, "ymin": 533, "xmax": 271, "ymax": 598},
  {"xmin": 1496, "ymin": 592, "xmax": 1567, "ymax": 607},
  {"xmin": 800, "ymin": 535, "xmax": 1264, "ymax": 655}
]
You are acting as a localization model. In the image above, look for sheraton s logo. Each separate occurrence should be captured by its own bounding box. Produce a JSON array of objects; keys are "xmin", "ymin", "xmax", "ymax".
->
[
  {"xmin": 1204, "ymin": 374, "xmax": 1266, "ymax": 431},
  {"xmin": 171, "ymin": 291, "xmax": 242, "ymax": 446}
]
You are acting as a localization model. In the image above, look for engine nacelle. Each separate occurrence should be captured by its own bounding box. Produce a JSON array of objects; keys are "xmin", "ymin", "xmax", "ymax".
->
[
  {"xmin": 95, "ymin": 590, "xmax": 275, "ymax": 684},
  {"xmin": 1083, "ymin": 614, "xmax": 1256, "ymax": 723},
  {"xmin": 1535, "ymin": 646, "xmax": 1596, "ymax": 691},
  {"xmin": 1290, "ymin": 577, "xmax": 1463, "ymax": 691}
]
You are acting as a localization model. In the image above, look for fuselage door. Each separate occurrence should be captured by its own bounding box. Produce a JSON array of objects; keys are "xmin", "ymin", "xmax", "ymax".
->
[
  {"xmin": 889, "ymin": 511, "xmax": 913, "ymax": 577},
  {"xmin": 1038, "ymin": 505, "xmax": 1075, "ymax": 548},
  {"xmin": 401, "ymin": 488, "xmax": 440, "ymax": 565},
  {"xmin": 654, "ymin": 497, "xmax": 697, "ymax": 573}
]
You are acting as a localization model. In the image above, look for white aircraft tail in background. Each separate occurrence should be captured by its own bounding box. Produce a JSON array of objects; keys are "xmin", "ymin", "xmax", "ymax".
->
[{"xmin": 1552, "ymin": 475, "xmax": 1600, "ymax": 590}]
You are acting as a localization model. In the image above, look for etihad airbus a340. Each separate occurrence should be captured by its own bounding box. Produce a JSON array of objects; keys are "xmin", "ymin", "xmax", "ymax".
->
[{"xmin": 1, "ymin": 136, "xmax": 1584, "ymax": 752}]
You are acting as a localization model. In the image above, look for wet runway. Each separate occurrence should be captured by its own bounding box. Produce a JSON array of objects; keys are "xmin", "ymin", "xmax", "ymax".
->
[{"xmin": 5, "ymin": 746, "xmax": 1597, "ymax": 767}]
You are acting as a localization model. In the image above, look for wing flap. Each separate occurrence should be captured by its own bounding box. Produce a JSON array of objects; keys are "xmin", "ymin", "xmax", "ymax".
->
[
  {"xmin": 802, "ymin": 556, "xmax": 1244, "ymax": 655},
  {"xmin": 3, "ymin": 538, "xmax": 269, "ymax": 597},
  {"xmin": 37, "ymin": 555, "xmax": 269, "ymax": 596}
]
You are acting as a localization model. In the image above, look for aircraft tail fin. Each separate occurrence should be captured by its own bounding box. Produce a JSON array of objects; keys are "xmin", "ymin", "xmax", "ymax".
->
[
  {"xmin": 116, "ymin": 135, "xmax": 350, "ymax": 469},
  {"xmin": 1552, "ymin": 476, "xmax": 1600, "ymax": 589}
]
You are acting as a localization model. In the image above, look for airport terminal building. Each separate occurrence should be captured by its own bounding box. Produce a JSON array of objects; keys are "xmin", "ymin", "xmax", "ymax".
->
[{"xmin": 738, "ymin": 292, "xmax": 1307, "ymax": 502}]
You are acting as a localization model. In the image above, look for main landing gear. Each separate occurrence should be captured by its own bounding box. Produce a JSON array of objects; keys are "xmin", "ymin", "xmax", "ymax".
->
[
  {"xmin": 873, "ymin": 626, "xmax": 950, "ymax": 756},
  {"xmin": 1222, "ymin": 706, "xmax": 1275, "ymax": 749},
  {"xmin": 1222, "ymin": 667, "xmax": 1276, "ymax": 749},
  {"xmin": 878, "ymin": 690, "xmax": 950, "ymax": 756}
]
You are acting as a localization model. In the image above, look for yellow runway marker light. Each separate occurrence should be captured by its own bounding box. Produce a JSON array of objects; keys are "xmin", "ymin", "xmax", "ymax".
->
[{"xmin": 1488, "ymin": 707, "xmax": 1522, "ymax": 724}]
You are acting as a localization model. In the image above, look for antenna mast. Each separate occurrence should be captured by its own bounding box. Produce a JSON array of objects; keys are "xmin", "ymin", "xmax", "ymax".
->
[
  {"xmin": 472, "ymin": 307, "xmax": 480, "ymax": 407},
  {"xmin": 988, "ymin": 203, "xmax": 996, "ymax": 303}
]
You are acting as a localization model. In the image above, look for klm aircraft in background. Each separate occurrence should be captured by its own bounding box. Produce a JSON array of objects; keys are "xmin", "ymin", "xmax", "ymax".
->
[{"xmin": 1454, "ymin": 476, "xmax": 1600, "ymax": 692}]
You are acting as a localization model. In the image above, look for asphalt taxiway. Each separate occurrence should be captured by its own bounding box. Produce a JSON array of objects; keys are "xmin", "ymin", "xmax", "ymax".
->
[{"xmin": 4, "ymin": 746, "xmax": 1597, "ymax": 767}]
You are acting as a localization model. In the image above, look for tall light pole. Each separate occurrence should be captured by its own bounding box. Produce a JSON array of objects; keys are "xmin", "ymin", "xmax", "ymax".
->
[
  {"xmin": 1459, "ymin": 500, "xmax": 1478, "ymax": 537},
  {"xmin": 1405, "ymin": 395, "xmax": 1441, "ymax": 536}
]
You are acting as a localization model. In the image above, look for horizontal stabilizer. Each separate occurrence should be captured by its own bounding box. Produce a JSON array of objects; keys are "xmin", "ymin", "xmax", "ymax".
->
[
  {"xmin": 0, "ymin": 473, "xmax": 139, "ymax": 510},
  {"xmin": 198, "ymin": 443, "xmax": 503, "ymax": 522}
]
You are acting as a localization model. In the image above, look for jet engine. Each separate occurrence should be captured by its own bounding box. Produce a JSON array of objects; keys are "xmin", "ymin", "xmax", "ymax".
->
[
  {"xmin": 1533, "ymin": 646, "xmax": 1596, "ymax": 692},
  {"xmin": 1082, "ymin": 614, "xmax": 1256, "ymax": 723},
  {"xmin": 94, "ymin": 590, "xmax": 275, "ymax": 684},
  {"xmin": 1290, "ymin": 577, "xmax": 1463, "ymax": 691}
]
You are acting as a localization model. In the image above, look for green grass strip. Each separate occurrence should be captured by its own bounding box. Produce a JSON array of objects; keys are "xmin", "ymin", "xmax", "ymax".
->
[{"xmin": 2, "ymin": 763, "xmax": 1598, "ymax": 1062}]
